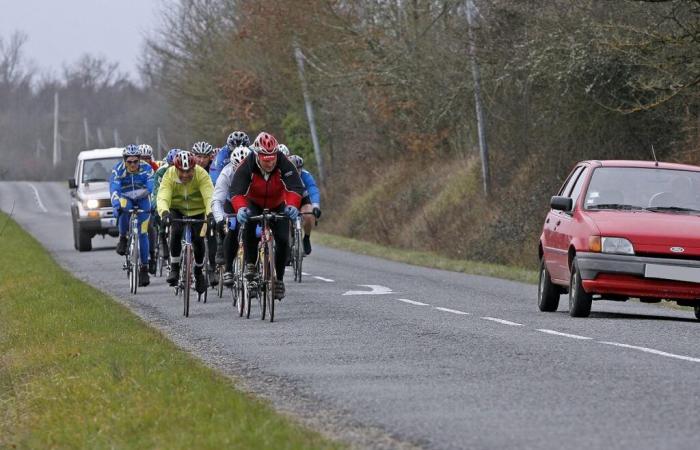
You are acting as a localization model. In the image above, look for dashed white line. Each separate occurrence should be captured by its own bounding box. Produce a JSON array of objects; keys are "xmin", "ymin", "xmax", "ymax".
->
[
  {"xmin": 26, "ymin": 183, "xmax": 48, "ymax": 213},
  {"xmin": 599, "ymin": 341, "xmax": 700, "ymax": 363},
  {"xmin": 481, "ymin": 317, "xmax": 523, "ymax": 326},
  {"xmin": 536, "ymin": 329, "xmax": 593, "ymax": 340},
  {"xmin": 301, "ymin": 272, "xmax": 310, "ymax": 276},
  {"xmin": 397, "ymin": 298, "xmax": 429, "ymax": 306},
  {"xmin": 435, "ymin": 307, "xmax": 470, "ymax": 315},
  {"xmin": 313, "ymin": 276, "xmax": 335, "ymax": 283}
]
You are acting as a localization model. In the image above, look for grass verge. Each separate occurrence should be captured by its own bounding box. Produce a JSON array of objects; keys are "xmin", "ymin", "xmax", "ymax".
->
[
  {"xmin": 314, "ymin": 232, "xmax": 538, "ymax": 284},
  {"xmin": 0, "ymin": 212, "xmax": 341, "ymax": 450}
]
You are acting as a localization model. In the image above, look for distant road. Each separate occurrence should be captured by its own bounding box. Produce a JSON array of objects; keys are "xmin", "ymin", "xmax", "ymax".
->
[{"xmin": 2, "ymin": 181, "xmax": 699, "ymax": 450}]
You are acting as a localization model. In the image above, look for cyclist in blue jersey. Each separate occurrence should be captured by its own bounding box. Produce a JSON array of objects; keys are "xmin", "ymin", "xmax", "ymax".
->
[
  {"xmin": 210, "ymin": 131, "xmax": 250, "ymax": 185},
  {"xmin": 110, "ymin": 144, "xmax": 155, "ymax": 286},
  {"xmin": 289, "ymin": 155, "xmax": 321, "ymax": 255}
]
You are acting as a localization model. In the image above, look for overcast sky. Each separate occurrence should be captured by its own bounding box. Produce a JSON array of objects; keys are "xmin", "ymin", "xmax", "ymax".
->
[{"xmin": 0, "ymin": 0, "xmax": 166, "ymax": 80}]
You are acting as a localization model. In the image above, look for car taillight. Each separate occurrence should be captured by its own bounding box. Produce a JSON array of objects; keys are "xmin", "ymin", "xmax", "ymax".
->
[{"xmin": 589, "ymin": 236, "xmax": 602, "ymax": 252}]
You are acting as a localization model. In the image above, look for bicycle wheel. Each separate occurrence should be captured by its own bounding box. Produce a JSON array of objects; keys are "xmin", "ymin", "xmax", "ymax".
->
[
  {"xmin": 259, "ymin": 254, "xmax": 267, "ymax": 320},
  {"xmin": 183, "ymin": 245, "xmax": 192, "ymax": 317},
  {"xmin": 217, "ymin": 266, "xmax": 224, "ymax": 298},
  {"xmin": 294, "ymin": 226, "xmax": 303, "ymax": 283},
  {"xmin": 268, "ymin": 240, "xmax": 276, "ymax": 322},
  {"xmin": 130, "ymin": 234, "xmax": 140, "ymax": 294}
]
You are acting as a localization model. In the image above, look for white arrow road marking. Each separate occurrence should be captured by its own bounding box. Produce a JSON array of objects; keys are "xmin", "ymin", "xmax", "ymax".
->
[
  {"xmin": 599, "ymin": 341, "xmax": 700, "ymax": 363},
  {"xmin": 342, "ymin": 285, "xmax": 394, "ymax": 296},
  {"xmin": 397, "ymin": 298, "xmax": 429, "ymax": 306},
  {"xmin": 27, "ymin": 182, "xmax": 48, "ymax": 213},
  {"xmin": 537, "ymin": 329, "xmax": 592, "ymax": 340},
  {"xmin": 481, "ymin": 317, "xmax": 523, "ymax": 326},
  {"xmin": 314, "ymin": 276, "xmax": 334, "ymax": 282},
  {"xmin": 435, "ymin": 307, "xmax": 470, "ymax": 315}
]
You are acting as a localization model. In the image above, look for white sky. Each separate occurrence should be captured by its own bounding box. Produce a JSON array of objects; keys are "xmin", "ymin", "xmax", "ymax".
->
[{"xmin": 0, "ymin": 0, "xmax": 166, "ymax": 79}]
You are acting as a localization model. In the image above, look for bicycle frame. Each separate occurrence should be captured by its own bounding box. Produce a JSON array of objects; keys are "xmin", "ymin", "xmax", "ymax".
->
[
  {"xmin": 171, "ymin": 217, "xmax": 206, "ymax": 317},
  {"xmin": 246, "ymin": 210, "xmax": 286, "ymax": 322},
  {"xmin": 121, "ymin": 207, "xmax": 145, "ymax": 294}
]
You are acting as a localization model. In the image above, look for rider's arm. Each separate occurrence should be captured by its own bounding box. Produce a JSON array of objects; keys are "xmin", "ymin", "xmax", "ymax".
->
[
  {"xmin": 212, "ymin": 164, "xmax": 234, "ymax": 222},
  {"xmin": 109, "ymin": 162, "xmax": 123, "ymax": 207},
  {"xmin": 279, "ymin": 157, "xmax": 305, "ymax": 209},
  {"xmin": 145, "ymin": 165, "xmax": 155, "ymax": 194},
  {"xmin": 210, "ymin": 146, "xmax": 229, "ymax": 185},
  {"xmin": 196, "ymin": 166, "xmax": 215, "ymax": 216},
  {"xmin": 156, "ymin": 166, "xmax": 174, "ymax": 217},
  {"xmin": 301, "ymin": 170, "xmax": 321, "ymax": 207}
]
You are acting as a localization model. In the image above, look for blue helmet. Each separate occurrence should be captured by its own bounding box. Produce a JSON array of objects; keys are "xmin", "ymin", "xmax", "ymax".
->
[
  {"xmin": 166, "ymin": 148, "xmax": 179, "ymax": 165},
  {"xmin": 123, "ymin": 144, "xmax": 140, "ymax": 158}
]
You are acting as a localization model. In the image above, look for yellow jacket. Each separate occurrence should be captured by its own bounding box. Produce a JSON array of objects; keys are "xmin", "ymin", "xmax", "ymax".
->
[{"xmin": 157, "ymin": 165, "xmax": 214, "ymax": 217}]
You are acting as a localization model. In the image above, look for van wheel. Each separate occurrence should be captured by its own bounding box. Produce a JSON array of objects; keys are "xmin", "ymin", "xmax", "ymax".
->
[
  {"xmin": 77, "ymin": 225, "xmax": 92, "ymax": 252},
  {"xmin": 538, "ymin": 258, "xmax": 560, "ymax": 312},
  {"xmin": 569, "ymin": 258, "xmax": 592, "ymax": 317},
  {"xmin": 694, "ymin": 305, "xmax": 700, "ymax": 321},
  {"xmin": 72, "ymin": 217, "xmax": 79, "ymax": 250}
]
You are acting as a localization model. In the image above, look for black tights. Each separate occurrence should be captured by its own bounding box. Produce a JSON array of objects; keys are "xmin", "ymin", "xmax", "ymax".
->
[
  {"xmin": 243, "ymin": 205, "xmax": 289, "ymax": 281},
  {"xmin": 169, "ymin": 210, "xmax": 205, "ymax": 267}
]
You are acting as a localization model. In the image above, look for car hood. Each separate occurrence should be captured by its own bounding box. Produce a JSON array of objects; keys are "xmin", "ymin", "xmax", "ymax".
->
[
  {"xmin": 78, "ymin": 182, "xmax": 110, "ymax": 200},
  {"xmin": 588, "ymin": 210, "xmax": 700, "ymax": 255}
]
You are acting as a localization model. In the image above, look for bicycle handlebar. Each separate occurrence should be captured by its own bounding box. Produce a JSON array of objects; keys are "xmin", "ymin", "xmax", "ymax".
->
[{"xmin": 171, "ymin": 217, "xmax": 207, "ymax": 224}]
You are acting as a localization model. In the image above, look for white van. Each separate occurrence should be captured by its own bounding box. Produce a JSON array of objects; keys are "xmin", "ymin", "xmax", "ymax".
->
[{"xmin": 68, "ymin": 148, "xmax": 123, "ymax": 251}]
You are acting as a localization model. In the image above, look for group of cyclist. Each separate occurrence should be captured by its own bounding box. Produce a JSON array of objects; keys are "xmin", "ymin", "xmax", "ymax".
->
[{"xmin": 108, "ymin": 131, "xmax": 321, "ymax": 300}]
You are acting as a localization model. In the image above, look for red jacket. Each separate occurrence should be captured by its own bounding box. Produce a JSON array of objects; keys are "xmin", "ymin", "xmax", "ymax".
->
[{"xmin": 230, "ymin": 152, "xmax": 304, "ymax": 211}]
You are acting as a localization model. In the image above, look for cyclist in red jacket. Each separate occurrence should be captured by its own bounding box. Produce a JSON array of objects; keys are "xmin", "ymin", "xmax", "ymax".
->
[{"xmin": 229, "ymin": 132, "xmax": 305, "ymax": 299}]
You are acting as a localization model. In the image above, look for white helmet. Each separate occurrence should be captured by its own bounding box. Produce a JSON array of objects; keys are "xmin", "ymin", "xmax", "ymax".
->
[
  {"xmin": 230, "ymin": 146, "xmax": 251, "ymax": 167},
  {"xmin": 138, "ymin": 144, "xmax": 153, "ymax": 158},
  {"xmin": 276, "ymin": 143, "xmax": 290, "ymax": 157}
]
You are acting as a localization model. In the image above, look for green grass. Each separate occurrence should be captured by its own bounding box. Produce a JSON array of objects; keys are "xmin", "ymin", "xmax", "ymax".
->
[
  {"xmin": 0, "ymin": 212, "xmax": 341, "ymax": 450},
  {"xmin": 314, "ymin": 232, "xmax": 538, "ymax": 285}
]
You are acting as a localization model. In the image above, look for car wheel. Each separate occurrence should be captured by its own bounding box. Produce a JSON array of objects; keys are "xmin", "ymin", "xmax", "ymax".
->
[
  {"xmin": 72, "ymin": 216, "xmax": 79, "ymax": 251},
  {"xmin": 538, "ymin": 258, "xmax": 560, "ymax": 312},
  {"xmin": 77, "ymin": 225, "xmax": 92, "ymax": 252},
  {"xmin": 694, "ymin": 305, "xmax": 700, "ymax": 321},
  {"xmin": 569, "ymin": 258, "xmax": 592, "ymax": 317}
]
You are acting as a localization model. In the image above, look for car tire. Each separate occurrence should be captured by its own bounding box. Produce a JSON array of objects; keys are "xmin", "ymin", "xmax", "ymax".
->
[
  {"xmin": 77, "ymin": 224, "xmax": 92, "ymax": 252},
  {"xmin": 72, "ymin": 216, "xmax": 79, "ymax": 251},
  {"xmin": 569, "ymin": 258, "xmax": 592, "ymax": 317},
  {"xmin": 694, "ymin": 305, "xmax": 700, "ymax": 321},
  {"xmin": 538, "ymin": 258, "xmax": 560, "ymax": 312}
]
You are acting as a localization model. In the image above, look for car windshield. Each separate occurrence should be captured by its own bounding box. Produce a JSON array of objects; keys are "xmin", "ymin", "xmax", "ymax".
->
[
  {"xmin": 82, "ymin": 158, "xmax": 120, "ymax": 183},
  {"xmin": 584, "ymin": 167, "xmax": 700, "ymax": 213}
]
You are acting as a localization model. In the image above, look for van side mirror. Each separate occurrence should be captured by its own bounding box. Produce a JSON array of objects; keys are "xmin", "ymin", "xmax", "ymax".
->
[
  {"xmin": 550, "ymin": 196, "xmax": 573, "ymax": 212},
  {"xmin": 68, "ymin": 178, "xmax": 77, "ymax": 189}
]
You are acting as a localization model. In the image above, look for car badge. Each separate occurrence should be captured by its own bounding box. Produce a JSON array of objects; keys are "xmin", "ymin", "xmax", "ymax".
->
[{"xmin": 670, "ymin": 247, "xmax": 685, "ymax": 253}]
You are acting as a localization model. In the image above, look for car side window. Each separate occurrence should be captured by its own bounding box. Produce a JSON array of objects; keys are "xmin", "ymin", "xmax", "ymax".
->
[
  {"xmin": 568, "ymin": 168, "xmax": 588, "ymax": 210},
  {"xmin": 558, "ymin": 166, "xmax": 584, "ymax": 197}
]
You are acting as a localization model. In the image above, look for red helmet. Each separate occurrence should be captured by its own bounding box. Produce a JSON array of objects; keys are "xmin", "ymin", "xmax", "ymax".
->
[
  {"xmin": 253, "ymin": 132, "xmax": 278, "ymax": 157},
  {"xmin": 174, "ymin": 150, "xmax": 195, "ymax": 170}
]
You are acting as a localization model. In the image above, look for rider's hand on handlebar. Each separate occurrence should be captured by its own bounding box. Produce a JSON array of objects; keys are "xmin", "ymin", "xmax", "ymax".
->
[
  {"xmin": 312, "ymin": 207, "xmax": 322, "ymax": 219},
  {"xmin": 285, "ymin": 205, "xmax": 299, "ymax": 220},
  {"xmin": 206, "ymin": 212, "xmax": 216, "ymax": 229},
  {"xmin": 237, "ymin": 207, "xmax": 250, "ymax": 224},
  {"xmin": 161, "ymin": 211, "xmax": 172, "ymax": 227}
]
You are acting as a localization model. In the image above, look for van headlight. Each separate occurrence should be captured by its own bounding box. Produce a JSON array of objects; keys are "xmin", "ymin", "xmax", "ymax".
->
[
  {"xmin": 85, "ymin": 199, "xmax": 99, "ymax": 209},
  {"xmin": 601, "ymin": 237, "xmax": 634, "ymax": 255}
]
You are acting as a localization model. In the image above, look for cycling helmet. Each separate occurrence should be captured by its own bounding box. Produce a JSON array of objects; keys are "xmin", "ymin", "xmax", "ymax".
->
[
  {"xmin": 138, "ymin": 144, "xmax": 153, "ymax": 158},
  {"xmin": 174, "ymin": 151, "xmax": 195, "ymax": 170},
  {"xmin": 276, "ymin": 144, "xmax": 290, "ymax": 157},
  {"xmin": 289, "ymin": 155, "xmax": 304, "ymax": 170},
  {"xmin": 165, "ymin": 148, "xmax": 179, "ymax": 165},
  {"xmin": 252, "ymin": 131, "xmax": 278, "ymax": 158},
  {"xmin": 123, "ymin": 144, "xmax": 140, "ymax": 158},
  {"xmin": 192, "ymin": 141, "xmax": 214, "ymax": 156},
  {"xmin": 227, "ymin": 131, "xmax": 250, "ymax": 148},
  {"xmin": 230, "ymin": 146, "xmax": 251, "ymax": 167}
]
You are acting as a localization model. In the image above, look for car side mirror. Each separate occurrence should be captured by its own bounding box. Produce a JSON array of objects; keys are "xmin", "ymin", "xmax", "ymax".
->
[
  {"xmin": 550, "ymin": 196, "xmax": 573, "ymax": 212},
  {"xmin": 68, "ymin": 178, "xmax": 77, "ymax": 189}
]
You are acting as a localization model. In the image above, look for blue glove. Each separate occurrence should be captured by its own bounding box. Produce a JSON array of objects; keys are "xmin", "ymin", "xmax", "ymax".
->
[
  {"xmin": 285, "ymin": 205, "xmax": 299, "ymax": 220},
  {"xmin": 237, "ymin": 207, "xmax": 250, "ymax": 224}
]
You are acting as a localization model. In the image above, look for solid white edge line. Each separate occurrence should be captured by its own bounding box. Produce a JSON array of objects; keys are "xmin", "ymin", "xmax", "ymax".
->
[
  {"xmin": 435, "ymin": 307, "xmax": 470, "ymax": 315},
  {"xmin": 397, "ymin": 298, "xmax": 429, "ymax": 306},
  {"xmin": 536, "ymin": 329, "xmax": 592, "ymax": 340},
  {"xmin": 481, "ymin": 317, "xmax": 523, "ymax": 326},
  {"xmin": 27, "ymin": 182, "xmax": 48, "ymax": 213},
  {"xmin": 599, "ymin": 341, "xmax": 700, "ymax": 363},
  {"xmin": 313, "ymin": 276, "xmax": 335, "ymax": 282}
]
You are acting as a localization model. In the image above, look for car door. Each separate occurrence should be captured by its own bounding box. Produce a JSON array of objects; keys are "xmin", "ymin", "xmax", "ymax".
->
[{"xmin": 550, "ymin": 166, "xmax": 589, "ymax": 283}]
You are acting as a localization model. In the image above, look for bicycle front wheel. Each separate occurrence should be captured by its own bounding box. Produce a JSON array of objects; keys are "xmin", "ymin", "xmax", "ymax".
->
[
  {"xmin": 183, "ymin": 245, "xmax": 192, "ymax": 317},
  {"xmin": 129, "ymin": 236, "xmax": 140, "ymax": 294},
  {"xmin": 294, "ymin": 227, "xmax": 303, "ymax": 283},
  {"xmin": 268, "ymin": 241, "xmax": 276, "ymax": 323}
]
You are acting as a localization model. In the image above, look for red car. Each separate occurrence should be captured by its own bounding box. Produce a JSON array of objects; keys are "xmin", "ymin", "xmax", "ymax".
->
[{"xmin": 538, "ymin": 160, "xmax": 700, "ymax": 319}]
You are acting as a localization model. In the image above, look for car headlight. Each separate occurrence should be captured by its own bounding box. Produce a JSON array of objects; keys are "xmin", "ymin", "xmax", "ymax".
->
[
  {"xmin": 601, "ymin": 237, "xmax": 634, "ymax": 255},
  {"xmin": 85, "ymin": 199, "xmax": 99, "ymax": 209}
]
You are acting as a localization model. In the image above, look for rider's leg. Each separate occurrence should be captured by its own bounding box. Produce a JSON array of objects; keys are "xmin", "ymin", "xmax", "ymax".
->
[
  {"xmin": 271, "ymin": 214, "xmax": 290, "ymax": 281},
  {"xmin": 301, "ymin": 203, "xmax": 314, "ymax": 255},
  {"xmin": 167, "ymin": 210, "xmax": 184, "ymax": 284},
  {"xmin": 191, "ymin": 217, "xmax": 208, "ymax": 292},
  {"xmin": 223, "ymin": 225, "xmax": 238, "ymax": 272},
  {"xmin": 136, "ymin": 198, "xmax": 151, "ymax": 265}
]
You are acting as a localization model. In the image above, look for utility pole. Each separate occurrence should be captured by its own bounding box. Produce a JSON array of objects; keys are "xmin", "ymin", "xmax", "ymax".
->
[
  {"xmin": 97, "ymin": 127, "xmax": 105, "ymax": 147},
  {"xmin": 83, "ymin": 117, "xmax": 90, "ymax": 149},
  {"xmin": 52, "ymin": 91, "xmax": 61, "ymax": 167},
  {"xmin": 466, "ymin": 0, "xmax": 490, "ymax": 196},
  {"xmin": 294, "ymin": 43, "xmax": 324, "ymax": 184}
]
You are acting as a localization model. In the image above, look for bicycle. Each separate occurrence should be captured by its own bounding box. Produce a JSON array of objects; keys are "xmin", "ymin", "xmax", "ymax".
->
[
  {"xmin": 289, "ymin": 212, "xmax": 318, "ymax": 283},
  {"xmin": 155, "ymin": 223, "xmax": 169, "ymax": 277},
  {"xmin": 171, "ymin": 217, "xmax": 207, "ymax": 317},
  {"xmin": 216, "ymin": 214, "xmax": 237, "ymax": 300},
  {"xmin": 245, "ymin": 210, "xmax": 286, "ymax": 322},
  {"xmin": 121, "ymin": 206, "xmax": 145, "ymax": 294}
]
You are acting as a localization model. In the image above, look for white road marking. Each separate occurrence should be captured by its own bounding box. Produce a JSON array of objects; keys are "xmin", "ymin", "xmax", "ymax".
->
[
  {"xmin": 302, "ymin": 272, "xmax": 310, "ymax": 276},
  {"xmin": 536, "ymin": 329, "xmax": 592, "ymax": 340},
  {"xmin": 342, "ymin": 285, "xmax": 394, "ymax": 296},
  {"xmin": 313, "ymin": 276, "xmax": 334, "ymax": 282},
  {"xmin": 599, "ymin": 341, "xmax": 700, "ymax": 363},
  {"xmin": 26, "ymin": 182, "xmax": 48, "ymax": 213},
  {"xmin": 397, "ymin": 298, "xmax": 429, "ymax": 306},
  {"xmin": 435, "ymin": 307, "xmax": 470, "ymax": 315},
  {"xmin": 481, "ymin": 317, "xmax": 523, "ymax": 326}
]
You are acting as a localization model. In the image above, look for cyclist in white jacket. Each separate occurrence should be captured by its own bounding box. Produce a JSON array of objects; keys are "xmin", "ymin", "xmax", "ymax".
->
[{"xmin": 212, "ymin": 146, "xmax": 251, "ymax": 286}]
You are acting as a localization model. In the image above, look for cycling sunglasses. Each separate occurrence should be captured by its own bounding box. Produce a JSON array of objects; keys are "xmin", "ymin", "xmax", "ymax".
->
[{"xmin": 125, "ymin": 158, "xmax": 140, "ymax": 165}]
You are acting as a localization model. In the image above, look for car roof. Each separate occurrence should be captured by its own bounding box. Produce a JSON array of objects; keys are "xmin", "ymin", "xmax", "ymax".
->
[
  {"xmin": 77, "ymin": 148, "xmax": 123, "ymax": 160},
  {"xmin": 581, "ymin": 159, "xmax": 700, "ymax": 172}
]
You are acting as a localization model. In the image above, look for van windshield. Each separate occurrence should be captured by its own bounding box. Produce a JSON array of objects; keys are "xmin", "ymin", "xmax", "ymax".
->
[{"xmin": 82, "ymin": 158, "xmax": 120, "ymax": 183}]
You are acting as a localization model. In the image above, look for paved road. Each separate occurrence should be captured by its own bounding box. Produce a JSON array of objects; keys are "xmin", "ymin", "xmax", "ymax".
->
[{"xmin": 2, "ymin": 181, "xmax": 699, "ymax": 450}]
